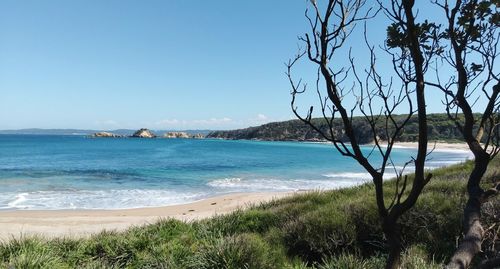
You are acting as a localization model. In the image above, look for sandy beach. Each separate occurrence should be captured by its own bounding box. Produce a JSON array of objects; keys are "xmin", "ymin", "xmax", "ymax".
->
[
  {"xmin": 0, "ymin": 192, "xmax": 293, "ymax": 240},
  {"xmin": 393, "ymin": 141, "xmax": 470, "ymax": 151},
  {"xmin": 311, "ymin": 141, "xmax": 471, "ymax": 152}
]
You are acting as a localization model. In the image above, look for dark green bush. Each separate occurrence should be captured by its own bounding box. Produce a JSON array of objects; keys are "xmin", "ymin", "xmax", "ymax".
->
[
  {"xmin": 188, "ymin": 233, "xmax": 285, "ymax": 269},
  {"xmin": 315, "ymin": 254, "xmax": 385, "ymax": 269},
  {"xmin": 282, "ymin": 204, "xmax": 358, "ymax": 263},
  {"xmin": 0, "ymin": 237, "xmax": 66, "ymax": 269}
]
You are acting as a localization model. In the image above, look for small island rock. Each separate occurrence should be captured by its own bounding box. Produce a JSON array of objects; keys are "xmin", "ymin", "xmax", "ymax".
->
[
  {"xmin": 131, "ymin": 128, "xmax": 157, "ymax": 138},
  {"xmin": 91, "ymin": 132, "xmax": 122, "ymax": 138},
  {"xmin": 163, "ymin": 132, "xmax": 190, "ymax": 139}
]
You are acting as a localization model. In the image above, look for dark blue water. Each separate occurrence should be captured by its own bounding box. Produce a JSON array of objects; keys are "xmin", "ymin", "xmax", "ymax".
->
[{"xmin": 0, "ymin": 135, "xmax": 471, "ymax": 210}]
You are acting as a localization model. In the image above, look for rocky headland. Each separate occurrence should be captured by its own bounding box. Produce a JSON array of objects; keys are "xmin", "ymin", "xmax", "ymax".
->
[{"xmin": 206, "ymin": 113, "xmax": 465, "ymax": 143}]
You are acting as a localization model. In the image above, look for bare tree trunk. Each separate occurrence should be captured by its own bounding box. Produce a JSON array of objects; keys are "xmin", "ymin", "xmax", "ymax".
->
[
  {"xmin": 447, "ymin": 197, "xmax": 483, "ymax": 269},
  {"xmin": 447, "ymin": 156, "xmax": 489, "ymax": 269},
  {"xmin": 384, "ymin": 219, "xmax": 402, "ymax": 269}
]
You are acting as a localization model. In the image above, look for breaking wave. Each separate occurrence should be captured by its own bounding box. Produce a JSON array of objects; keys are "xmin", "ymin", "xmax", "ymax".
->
[
  {"xmin": 0, "ymin": 189, "xmax": 206, "ymax": 210},
  {"xmin": 207, "ymin": 176, "xmax": 369, "ymax": 192}
]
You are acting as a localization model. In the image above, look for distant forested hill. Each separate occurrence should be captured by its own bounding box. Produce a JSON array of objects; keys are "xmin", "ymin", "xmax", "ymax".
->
[{"xmin": 207, "ymin": 114, "xmax": 471, "ymax": 143}]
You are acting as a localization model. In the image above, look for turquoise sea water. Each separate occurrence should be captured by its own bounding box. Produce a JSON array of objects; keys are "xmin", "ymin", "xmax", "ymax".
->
[{"xmin": 0, "ymin": 135, "xmax": 471, "ymax": 210}]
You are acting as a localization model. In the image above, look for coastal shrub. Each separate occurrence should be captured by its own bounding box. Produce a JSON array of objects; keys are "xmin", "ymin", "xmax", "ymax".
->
[
  {"xmin": 196, "ymin": 208, "xmax": 279, "ymax": 236},
  {"xmin": 188, "ymin": 233, "xmax": 285, "ymax": 269},
  {"xmin": 82, "ymin": 220, "xmax": 197, "ymax": 268},
  {"xmin": 285, "ymin": 260, "xmax": 310, "ymax": 269},
  {"xmin": 313, "ymin": 248, "xmax": 440, "ymax": 269},
  {"xmin": 128, "ymin": 219, "xmax": 196, "ymax": 260},
  {"xmin": 315, "ymin": 254, "xmax": 385, "ymax": 269},
  {"xmin": 129, "ymin": 218, "xmax": 195, "ymax": 242},
  {"xmin": 4, "ymin": 250, "xmax": 65, "ymax": 269},
  {"xmin": 282, "ymin": 204, "xmax": 358, "ymax": 263},
  {"xmin": 399, "ymin": 245, "xmax": 442, "ymax": 269},
  {"xmin": 400, "ymin": 191, "xmax": 464, "ymax": 258},
  {"xmin": 0, "ymin": 237, "xmax": 66, "ymax": 269},
  {"xmin": 278, "ymin": 191, "xmax": 382, "ymax": 257},
  {"xmin": 78, "ymin": 231, "xmax": 136, "ymax": 268},
  {"xmin": 126, "ymin": 238, "xmax": 192, "ymax": 268},
  {"xmin": 79, "ymin": 259, "xmax": 119, "ymax": 269},
  {"xmin": 48, "ymin": 238, "xmax": 81, "ymax": 261},
  {"xmin": 340, "ymin": 198, "xmax": 382, "ymax": 256},
  {"xmin": 234, "ymin": 209, "xmax": 280, "ymax": 233},
  {"xmin": 194, "ymin": 209, "xmax": 246, "ymax": 236}
]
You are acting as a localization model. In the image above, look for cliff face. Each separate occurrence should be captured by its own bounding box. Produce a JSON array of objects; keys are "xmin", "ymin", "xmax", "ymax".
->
[
  {"xmin": 206, "ymin": 114, "xmax": 467, "ymax": 143},
  {"xmin": 131, "ymin": 128, "xmax": 157, "ymax": 138}
]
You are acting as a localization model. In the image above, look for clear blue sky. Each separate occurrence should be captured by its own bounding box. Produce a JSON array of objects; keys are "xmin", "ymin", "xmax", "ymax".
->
[{"xmin": 0, "ymin": 1, "xmax": 485, "ymax": 130}]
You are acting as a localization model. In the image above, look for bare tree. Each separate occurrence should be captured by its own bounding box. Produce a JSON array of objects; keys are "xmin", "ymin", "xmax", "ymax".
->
[
  {"xmin": 421, "ymin": 1, "xmax": 500, "ymax": 268},
  {"xmin": 287, "ymin": 1, "xmax": 434, "ymax": 268}
]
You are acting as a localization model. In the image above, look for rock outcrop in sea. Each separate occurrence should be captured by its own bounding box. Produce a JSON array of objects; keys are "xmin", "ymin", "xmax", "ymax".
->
[
  {"xmin": 191, "ymin": 133, "xmax": 204, "ymax": 139},
  {"xmin": 131, "ymin": 128, "xmax": 157, "ymax": 138},
  {"xmin": 163, "ymin": 132, "xmax": 190, "ymax": 139},
  {"xmin": 91, "ymin": 132, "xmax": 122, "ymax": 138},
  {"xmin": 163, "ymin": 132, "xmax": 205, "ymax": 139}
]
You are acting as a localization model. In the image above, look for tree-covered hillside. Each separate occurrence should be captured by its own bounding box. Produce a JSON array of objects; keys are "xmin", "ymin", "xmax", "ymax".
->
[{"xmin": 207, "ymin": 114, "xmax": 473, "ymax": 143}]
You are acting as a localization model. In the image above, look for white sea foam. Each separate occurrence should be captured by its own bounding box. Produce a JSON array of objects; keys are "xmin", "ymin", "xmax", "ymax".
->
[
  {"xmin": 7, "ymin": 193, "xmax": 29, "ymax": 208},
  {"xmin": 322, "ymin": 172, "xmax": 398, "ymax": 180},
  {"xmin": 321, "ymin": 172, "xmax": 373, "ymax": 180},
  {"xmin": 207, "ymin": 177, "xmax": 243, "ymax": 187},
  {"xmin": 426, "ymin": 160, "xmax": 467, "ymax": 165},
  {"xmin": 206, "ymin": 151, "xmax": 472, "ymax": 194},
  {"xmin": 207, "ymin": 177, "xmax": 367, "ymax": 192},
  {"xmin": 0, "ymin": 189, "xmax": 206, "ymax": 210}
]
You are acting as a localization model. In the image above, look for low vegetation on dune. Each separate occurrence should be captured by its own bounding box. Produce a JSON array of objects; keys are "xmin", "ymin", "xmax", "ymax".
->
[{"xmin": 1, "ymin": 159, "xmax": 498, "ymax": 269}]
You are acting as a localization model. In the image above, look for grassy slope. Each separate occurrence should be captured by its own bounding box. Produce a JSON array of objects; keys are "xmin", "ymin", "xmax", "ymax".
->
[{"xmin": 1, "ymin": 159, "xmax": 498, "ymax": 269}]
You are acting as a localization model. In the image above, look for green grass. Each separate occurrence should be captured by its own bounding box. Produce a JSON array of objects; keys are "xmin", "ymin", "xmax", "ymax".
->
[{"xmin": 1, "ymin": 159, "xmax": 498, "ymax": 268}]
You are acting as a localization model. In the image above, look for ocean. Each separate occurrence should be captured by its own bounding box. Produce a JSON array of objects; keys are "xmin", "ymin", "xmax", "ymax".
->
[{"xmin": 0, "ymin": 135, "xmax": 472, "ymax": 210}]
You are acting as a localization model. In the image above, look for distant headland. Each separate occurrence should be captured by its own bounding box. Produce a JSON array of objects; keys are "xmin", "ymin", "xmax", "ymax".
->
[{"xmin": 205, "ymin": 113, "xmax": 470, "ymax": 143}]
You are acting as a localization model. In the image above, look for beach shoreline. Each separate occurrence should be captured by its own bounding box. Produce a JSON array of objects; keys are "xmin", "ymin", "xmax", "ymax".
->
[
  {"xmin": 388, "ymin": 141, "xmax": 470, "ymax": 151},
  {"xmin": 0, "ymin": 192, "xmax": 294, "ymax": 240},
  {"xmin": 0, "ymin": 141, "xmax": 471, "ymax": 240},
  {"xmin": 304, "ymin": 140, "xmax": 471, "ymax": 151}
]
